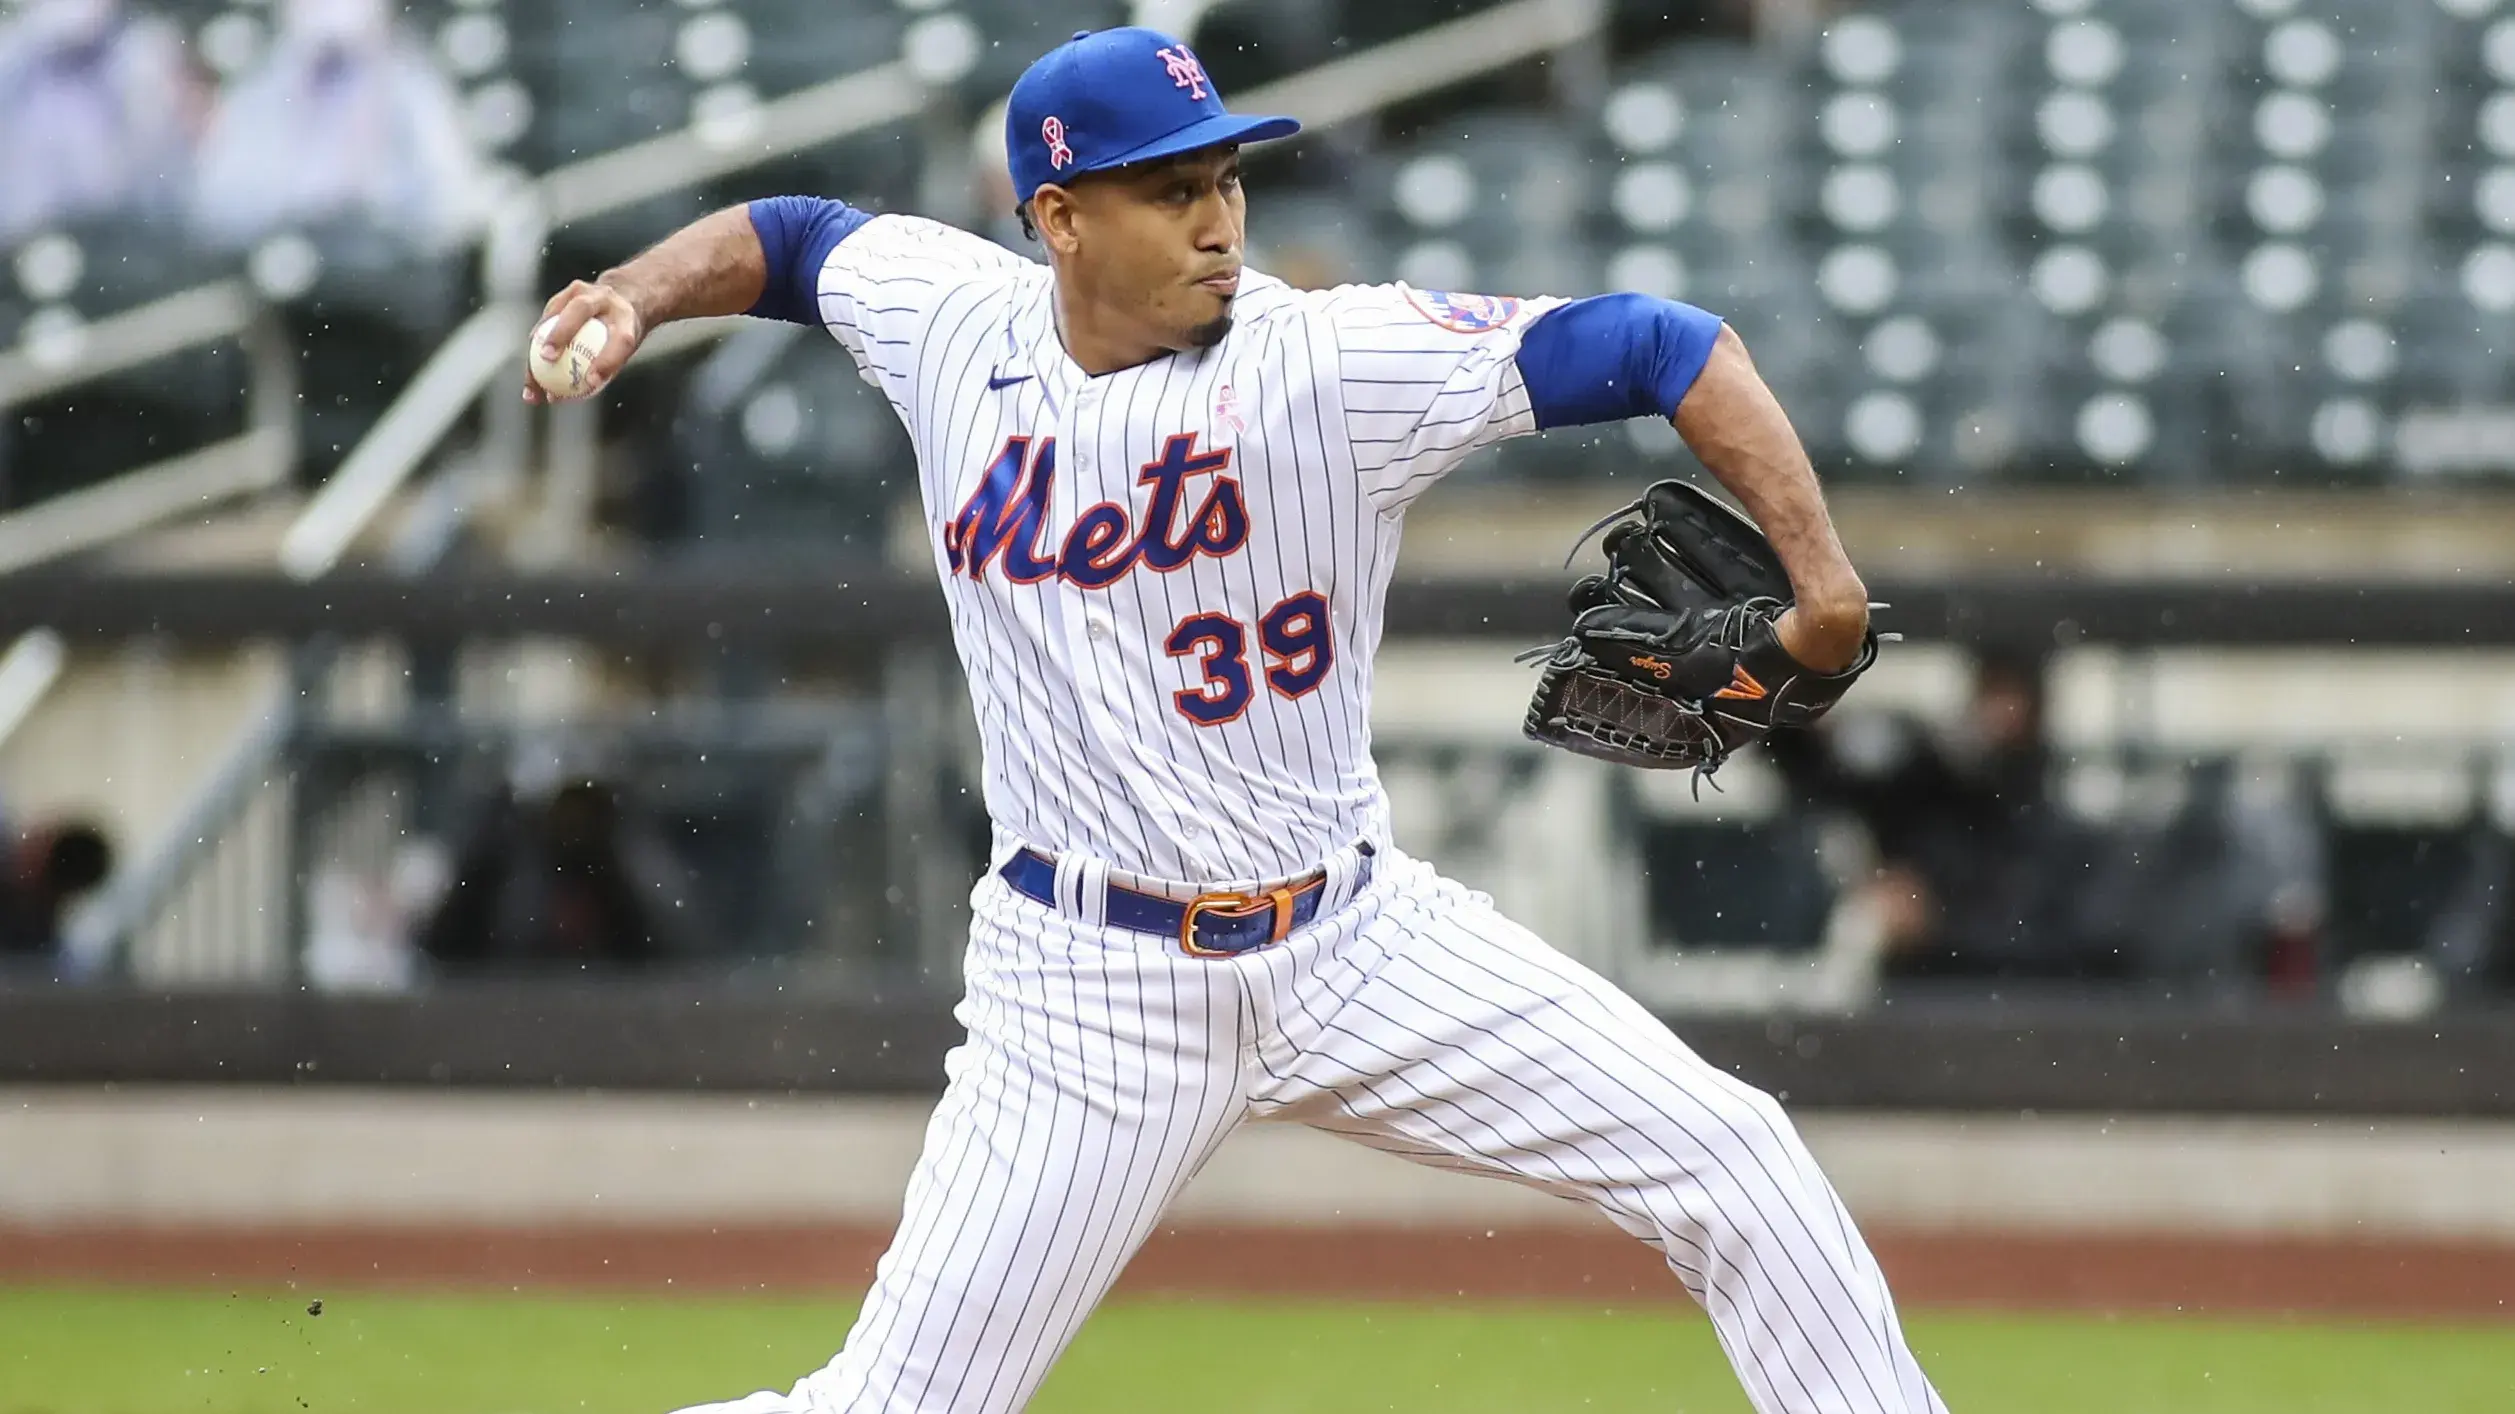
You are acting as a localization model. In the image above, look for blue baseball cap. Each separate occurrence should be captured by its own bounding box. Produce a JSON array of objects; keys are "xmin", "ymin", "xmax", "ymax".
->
[{"xmin": 1006, "ymin": 28, "xmax": 1300, "ymax": 204}]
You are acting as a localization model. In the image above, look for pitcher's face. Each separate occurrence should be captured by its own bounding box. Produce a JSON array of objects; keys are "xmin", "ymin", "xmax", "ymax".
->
[{"xmin": 1033, "ymin": 145, "xmax": 1247, "ymax": 351}]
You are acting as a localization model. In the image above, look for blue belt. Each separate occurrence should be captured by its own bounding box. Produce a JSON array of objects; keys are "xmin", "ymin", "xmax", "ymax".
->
[{"xmin": 998, "ymin": 845, "xmax": 1373, "ymax": 956}]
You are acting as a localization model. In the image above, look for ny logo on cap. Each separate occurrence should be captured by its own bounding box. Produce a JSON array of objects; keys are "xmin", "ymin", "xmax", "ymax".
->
[
  {"xmin": 1156, "ymin": 45, "xmax": 1208, "ymax": 100},
  {"xmin": 1042, "ymin": 116, "xmax": 1073, "ymax": 170}
]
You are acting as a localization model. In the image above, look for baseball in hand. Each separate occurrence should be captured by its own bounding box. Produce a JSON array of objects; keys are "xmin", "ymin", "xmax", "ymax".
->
[{"xmin": 528, "ymin": 317, "xmax": 610, "ymax": 400}]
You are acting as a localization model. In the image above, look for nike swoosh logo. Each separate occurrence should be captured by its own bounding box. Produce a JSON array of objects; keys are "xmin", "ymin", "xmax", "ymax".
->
[{"xmin": 986, "ymin": 371, "xmax": 1031, "ymax": 390}]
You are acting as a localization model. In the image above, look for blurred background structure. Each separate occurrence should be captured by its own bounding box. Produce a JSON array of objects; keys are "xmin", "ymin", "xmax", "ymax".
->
[
  {"xmin": 5, "ymin": 0, "xmax": 2515, "ymax": 1380},
  {"xmin": 4, "ymin": 0, "xmax": 2515, "ymax": 1014}
]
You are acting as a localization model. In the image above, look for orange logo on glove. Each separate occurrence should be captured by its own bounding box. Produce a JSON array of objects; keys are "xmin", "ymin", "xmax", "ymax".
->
[
  {"xmin": 1628, "ymin": 654, "xmax": 1673, "ymax": 680},
  {"xmin": 1713, "ymin": 666, "xmax": 1768, "ymax": 701}
]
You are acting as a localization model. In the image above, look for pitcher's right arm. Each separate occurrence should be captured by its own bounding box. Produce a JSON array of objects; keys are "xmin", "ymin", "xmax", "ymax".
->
[{"xmin": 522, "ymin": 198, "xmax": 874, "ymax": 403}]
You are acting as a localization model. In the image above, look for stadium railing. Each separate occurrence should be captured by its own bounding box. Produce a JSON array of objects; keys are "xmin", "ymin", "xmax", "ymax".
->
[
  {"xmin": 17, "ymin": 564, "xmax": 2515, "ymax": 1007},
  {"xmin": 37, "ymin": 0, "xmax": 1617, "ymax": 984},
  {"xmin": 278, "ymin": 0, "xmax": 1611, "ymax": 580},
  {"xmin": 0, "ymin": 296, "xmax": 299, "ymax": 573},
  {"xmin": 272, "ymin": 57, "xmax": 932, "ymax": 580},
  {"xmin": 0, "ymin": 56, "xmax": 922, "ymax": 795}
]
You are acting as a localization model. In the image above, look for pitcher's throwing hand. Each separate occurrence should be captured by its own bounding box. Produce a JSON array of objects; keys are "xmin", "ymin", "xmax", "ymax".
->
[{"xmin": 520, "ymin": 280, "xmax": 643, "ymax": 403}]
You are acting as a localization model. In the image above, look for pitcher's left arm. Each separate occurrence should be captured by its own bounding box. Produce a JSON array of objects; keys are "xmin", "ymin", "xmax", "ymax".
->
[{"xmin": 1513, "ymin": 296, "xmax": 1869, "ymax": 672}]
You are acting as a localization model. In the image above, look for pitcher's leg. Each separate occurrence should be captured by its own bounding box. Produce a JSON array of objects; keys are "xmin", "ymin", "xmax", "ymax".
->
[
  {"xmin": 676, "ymin": 898, "xmax": 1249, "ymax": 1414},
  {"xmin": 1279, "ymin": 877, "xmax": 1944, "ymax": 1414}
]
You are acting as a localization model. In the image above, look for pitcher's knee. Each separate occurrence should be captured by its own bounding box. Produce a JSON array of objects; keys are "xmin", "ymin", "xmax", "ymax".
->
[
  {"xmin": 1731, "ymin": 1078, "xmax": 1804, "ymax": 1148},
  {"xmin": 1619, "ymin": 1079, "xmax": 1838, "ymax": 1278},
  {"xmin": 1691, "ymin": 1064, "xmax": 1799, "ymax": 1136},
  {"xmin": 1646, "ymin": 1071, "xmax": 1819, "ymax": 1192}
]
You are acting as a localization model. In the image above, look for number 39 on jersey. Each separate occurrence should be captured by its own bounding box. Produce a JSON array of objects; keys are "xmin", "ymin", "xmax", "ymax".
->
[{"xmin": 944, "ymin": 431, "xmax": 1334, "ymax": 728}]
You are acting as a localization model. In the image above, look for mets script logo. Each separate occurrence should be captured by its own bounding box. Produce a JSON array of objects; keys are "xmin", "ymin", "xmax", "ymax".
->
[
  {"xmin": 944, "ymin": 433, "xmax": 1248, "ymax": 590},
  {"xmin": 1042, "ymin": 116, "xmax": 1073, "ymax": 171},
  {"xmin": 1404, "ymin": 287, "xmax": 1524, "ymax": 334},
  {"xmin": 1156, "ymin": 45, "xmax": 1208, "ymax": 100}
]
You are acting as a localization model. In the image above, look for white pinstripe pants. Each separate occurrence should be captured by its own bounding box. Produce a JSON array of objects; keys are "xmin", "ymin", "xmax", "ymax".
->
[{"xmin": 677, "ymin": 850, "xmax": 1947, "ymax": 1414}]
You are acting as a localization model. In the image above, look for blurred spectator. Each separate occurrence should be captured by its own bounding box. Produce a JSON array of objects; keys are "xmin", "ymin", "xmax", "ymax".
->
[
  {"xmin": 186, "ymin": 0, "xmax": 492, "ymax": 254},
  {"xmin": 1774, "ymin": 652, "xmax": 2111, "ymax": 982},
  {"xmin": 1779, "ymin": 654, "xmax": 2328, "ymax": 995},
  {"xmin": 0, "ymin": 0, "xmax": 201, "ymax": 243},
  {"xmin": 2424, "ymin": 824, "xmax": 2515, "ymax": 1000},
  {"xmin": 418, "ymin": 778, "xmax": 697, "ymax": 973},
  {"xmin": 301, "ymin": 840, "xmax": 446, "ymax": 993},
  {"xmin": 2078, "ymin": 758, "xmax": 2327, "ymax": 1000},
  {"xmin": 0, "ymin": 816, "xmax": 115, "ymax": 961}
]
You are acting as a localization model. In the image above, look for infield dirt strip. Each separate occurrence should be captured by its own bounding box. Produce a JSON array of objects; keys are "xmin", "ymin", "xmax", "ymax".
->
[
  {"xmin": 2, "ymin": 1222, "xmax": 2509, "ymax": 1320},
  {"xmin": 5, "ymin": 1090, "xmax": 2511, "ymax": 1319}
]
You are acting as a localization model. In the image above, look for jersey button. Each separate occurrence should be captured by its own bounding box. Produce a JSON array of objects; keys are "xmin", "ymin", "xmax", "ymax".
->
[{"xmin": 1086, "ymin": 615, "xmax": 1114, "ymax": 642}]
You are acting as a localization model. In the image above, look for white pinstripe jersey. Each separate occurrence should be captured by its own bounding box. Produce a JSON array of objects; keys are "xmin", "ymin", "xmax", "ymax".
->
[{"xmin": 814, "ymin": 214, "xmax": 1564, "ymax": 887}]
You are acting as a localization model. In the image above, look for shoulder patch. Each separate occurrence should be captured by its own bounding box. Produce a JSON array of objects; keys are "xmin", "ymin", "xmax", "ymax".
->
[{"xmin": 1403, "ymin": 287, "xmax": 1524, "ymax": 334}]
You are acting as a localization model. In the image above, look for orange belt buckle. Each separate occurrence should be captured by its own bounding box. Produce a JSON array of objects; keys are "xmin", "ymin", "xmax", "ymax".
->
[{"xmin": 1178, "ymin": 883, "xmax": 1301, "ymax": 957}]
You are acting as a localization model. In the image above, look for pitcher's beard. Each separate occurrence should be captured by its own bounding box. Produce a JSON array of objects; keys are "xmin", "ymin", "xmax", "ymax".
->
[{"xmin": 1186, "ymin": 311, "xmax": 1234, "ymax": 348}]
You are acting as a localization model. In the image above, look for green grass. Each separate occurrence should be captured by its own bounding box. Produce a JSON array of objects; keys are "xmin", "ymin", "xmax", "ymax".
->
[{"xmin": 3, "ymin": 1286, "xmax": 2510, "ymax": 1413}]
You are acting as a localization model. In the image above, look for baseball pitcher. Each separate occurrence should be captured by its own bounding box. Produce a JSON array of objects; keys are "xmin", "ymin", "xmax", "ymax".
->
[{"xmin": 526, "ymin": 27, "xmax": 1943, "ymax": 1414}]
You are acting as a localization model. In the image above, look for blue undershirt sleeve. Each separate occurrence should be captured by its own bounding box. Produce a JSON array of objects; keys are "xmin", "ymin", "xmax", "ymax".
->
[
  {"xmin": 744, "ymin": 196, "xmax": 875, "ymax": 326},
  {"xmin": 1512, "ymin": 293, "xmax": 1726, "ymax": 431}
]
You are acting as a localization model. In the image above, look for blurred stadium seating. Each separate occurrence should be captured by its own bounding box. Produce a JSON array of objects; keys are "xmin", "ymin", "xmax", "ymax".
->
[
  {"xmin": 3, "ymin": 0, "xmax": 2515, "ymax": 1017},
  {"xmin": 11, "ymin": 0, "xmax": 2515, "ymax": 511}
]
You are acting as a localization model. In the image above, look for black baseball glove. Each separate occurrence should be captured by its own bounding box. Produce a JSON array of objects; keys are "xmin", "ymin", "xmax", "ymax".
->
[{"xmin": 1520, "ymin": 479, "xmax": 1881, "ymax": 780}]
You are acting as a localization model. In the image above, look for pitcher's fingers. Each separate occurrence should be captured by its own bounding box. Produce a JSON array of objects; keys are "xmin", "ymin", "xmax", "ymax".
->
[
  {"xmin": 583, "ymin": 310, "xmax": 638, "ymax": 384},
  {"xmin": 535, "ymin": 286, "xmax": 604, "ymax": 362},
  {"xmin": 533, "ymin": 282, "xmax": 581, "ymax": 328}
]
